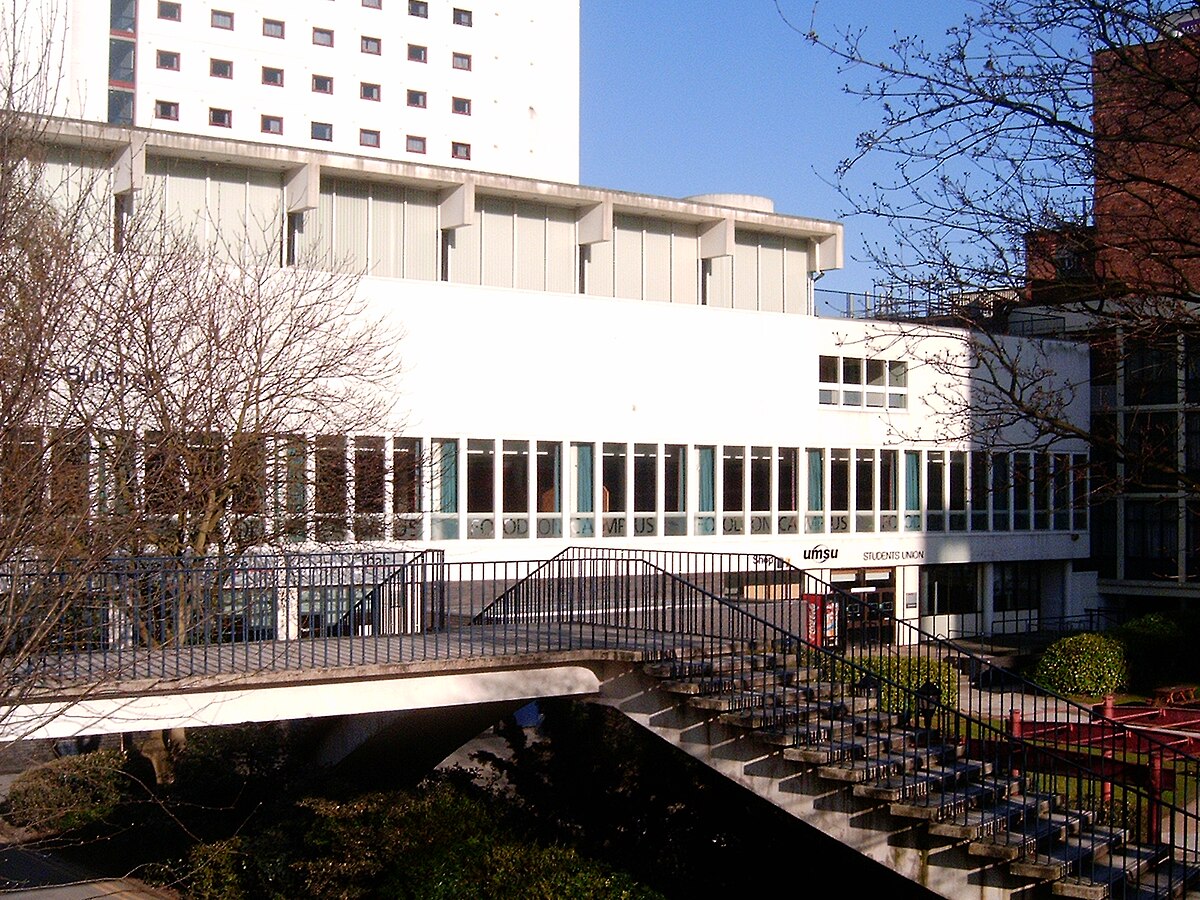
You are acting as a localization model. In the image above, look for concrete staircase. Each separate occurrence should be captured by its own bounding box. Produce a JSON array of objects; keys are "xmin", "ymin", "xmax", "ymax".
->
[{"xmin": 598, "ymin": 642, "xmax": 1200, "ymax": 900}]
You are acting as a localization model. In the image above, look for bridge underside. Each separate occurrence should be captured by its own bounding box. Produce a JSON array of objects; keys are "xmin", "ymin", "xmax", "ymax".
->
[{"xmin": 0, "ymin": 657, "xmax": 607, "ymax": 743}]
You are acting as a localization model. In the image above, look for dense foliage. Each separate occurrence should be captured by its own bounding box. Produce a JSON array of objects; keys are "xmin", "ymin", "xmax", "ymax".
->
[
  {"xmin": 1032, "ymin": 632, "xmax": 1127, "ymax": 697},
  {"xmin": 5, "ymin": 748, "xmax": 130, "ymax": 835},
  {"xmin": 1112, "ymin": 613, "xmax": 1189, "ymax": 692},
  {"xmin": 826, "ymin": 655, "xmax": 959, "ymax": 724}
]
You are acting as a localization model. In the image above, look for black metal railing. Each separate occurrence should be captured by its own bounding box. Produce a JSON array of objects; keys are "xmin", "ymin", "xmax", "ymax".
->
[{"xmin": 5, "ymin": 547, "xmax": 1200, "ymax": 894}]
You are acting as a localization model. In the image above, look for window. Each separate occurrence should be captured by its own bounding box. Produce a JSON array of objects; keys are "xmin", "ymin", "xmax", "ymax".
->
[
  {"xmin": 111, "ymin": 0, "xmax": 136, "ymax": 32},
  {"xmin": 261, "ymin": 115, "xmax": 283, "ymax": 134},
  {"xmin": 210, "ymin": 58, "xmax": 232, "ymax": 78},
  {"xmin": 363, "ymin": 0, "xmax": 382, "ymax": 7},
  {"xmin": 154, "ymin": 100, "xmax": 178, "ymax": 120},
  {"xmin": 109, "ymin": 39, "xmax": 135, "ymax": 83},
  {"xmin": 408, "ymin": 44, "xmax": 427, "ymax": 62},
  {"xmin": 361, "ymin": 82, "xmax": 381, "ymax": 101},
  {"xmin": 920, "ymin": 565, "xmax": 978, "ymax": 616},
  {"xmin": 452, "ymin": 96, "xmax": 471, "ymax": 115},
  {"xmin": 409, "ymin": 0, "xmax": 428, "ymax": 16},
  {"xmin": 158, "ymin": 2, "xmax": 181, "ymax": 21},
  {"xmin": 452, "ymin": 52, "xmax": 472, "ymax": 70},
  {"xmin": 263, "ymin": 18, "xmax": 284, "ymax": 38},
  {"xmin": 107, "ymin": 89, "xmax": 133, "ymax": 125},
  {"xmin": 406, "ymin": 134, "xmax": 427, "ymax": 153},
  {"xmin": 262, "ymin": 67, "xmax": 284, "ymax": 86},
  {"xmin": 453, "ymin": 8, "xmax": 473, "ymax": 26},
  {"xmin": 361, "ymin": 36, "xmax": 381, "ymax": 54},
  {"xmin": 451, "ymin": 141, "xmax": 471, "ymax": 159},
  {"xmin": 311, "ymin": 121, "xmax": 333, "ymax": 141},
  {"xmin": 209, "ymin": 107, "xmax": 231, "ymax": 127},
  {"xmin": 313, "ymin": 27, "xmax": 334, "ymax": 47},
  {"xmin": 211, "ymin": 10, "xmax": 233, "ymax": 29},
  {"xmin": 156, "ymin": 49, "xmax": 179, "ymax": 70},
  {"xmin": 817, "ymin": 355, "xmax": 907, "ymax": 409},
  {"xmin": 312, "ymin": 74, "xmax": 333, "ymax": 93},
  {"xmin": 360, "ymin": 129, "xmax": 381, "ymax": 148},
  {"xmin": 407, "ymin": 89, "xmax": 427, "ymax": 108}
]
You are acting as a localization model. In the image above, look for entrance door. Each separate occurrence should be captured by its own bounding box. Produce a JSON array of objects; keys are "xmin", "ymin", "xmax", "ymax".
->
[{"xmin": 830, "ymin": 568, "xmax": 895, "ymax": 646}]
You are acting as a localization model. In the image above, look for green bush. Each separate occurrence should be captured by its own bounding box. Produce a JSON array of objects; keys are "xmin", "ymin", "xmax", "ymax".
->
[
  {"xmin": 5, "ymin": 748, "xmax": 128, "ymax": 835},
  {"xmin": 1032, "ymin": 632, "xmax": 1127, "ymax": 697},
  {"xmin": 1114, "ymin": 613, "xmax": 1187, "ymax": 691}
]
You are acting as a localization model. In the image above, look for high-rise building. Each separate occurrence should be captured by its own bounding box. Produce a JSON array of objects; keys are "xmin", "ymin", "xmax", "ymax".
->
[{"xmin": 32, "ymin": 0, "xmax": 579, "ymax": 182}]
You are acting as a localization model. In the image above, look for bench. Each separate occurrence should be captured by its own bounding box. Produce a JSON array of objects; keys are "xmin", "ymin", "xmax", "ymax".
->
[{"xmin": 1153, "ymin": 684, "xmax": 1198, "ymax": 706}]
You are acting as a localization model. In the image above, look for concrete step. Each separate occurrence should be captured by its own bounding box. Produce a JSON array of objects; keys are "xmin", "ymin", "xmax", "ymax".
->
[
  {"xmin": 1008, "ymin": 826, "xmax": 1126, "ymax": 881},
  {"xmin": 1052, "ymin": 844, "xmax": 1167, "ymax": 900},
  {"xmin": 719, "ymin": 696, "xmax": 875, "ymax": 729},
  {"xmin": 852, "ymin": 751, "xmax": 980, "ymax": 802},
  {"xmin": 926, "ymin": 790, "xmax": 1052, "ymax": 838},
  {"xmin": 1123, "ymin": 859, "xmax": 1200, "ymax": 900},
  {"xmin": 817, "ymin": 750, "xmax": 924, "ymax": 784},
  {"xmin": 970, "ymin": 810, "xmax": 1094, "ymax": 861}
]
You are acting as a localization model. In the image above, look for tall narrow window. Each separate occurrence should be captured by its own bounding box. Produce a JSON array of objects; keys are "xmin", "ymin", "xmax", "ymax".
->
[
  {"xmin": 571, "ymin": 442, "xmax": 594, "ymax": 537},
  {"xmin": 536, "ymin": 441, "xmax": 562, "ymax": 538},
  {"xmin": 1071, "ymin": 453, "xmax": 1089, "ymax": 532},
  {"xmin": 904, "ymin": 450, "xmax": 921, "ymax": 530},
  {"xmin": 926, "ymin": 451, "xmax": 945, "ymax": 531},
  {"xmin": 991, "ymin": 452, "xmax": 1011, "ymax": 531},
  {"xmin": 879, "ymin": 449, "xmax": 898, "ymax": 531},
  {"xmin": 750, "ymin": 446, "xmax": 771, "ymax": 534},
  {"xmin": 970, "ymin": 452, "xmax": 989, "ymax": 530},
  {"xmin": 392, "ymin": 437, "xmax": 422, "ymax": 540},
  {"xmin": 830, "ymin": 448, "xmax": 849, "ymax": 533},
  {"xmin": 723, "ymin": 446, "xmax": 745, "ymax": 535},
  {"xmin": 602, "ymin": 443, "xmax": 627, "ymax": 537},
  {"xmin": 948, "ymin": 451, "xmax": 967, "ymax": 531},
  {"xmin": 498, "ymin": 440, "xmax": 529, "ymax": 538},
  {"xmin": 1033, "ymin": 453, "xmax": 1052, "ymax": 530},
  {"xmin": 633, "ymin": 444, "xmax": 657, "ymax": 536},
  {"xmin": 466, "ymin": 439, "xmax": 495, "ymax": 539},
  {"xmin": 697, "ymin": 446, "xmax": 716, "ymax": 535},
  {"xmin": 314, "ymin": 435, "xmax": 348, "ymax": 541},
  {"xmin": 280, "ymin": 436, "xmax": 306, "ymax": 540},
  {"xmin": 430, "ymin": 439, "xmax": 459, "ymax": 539},
  {"xmin": 1013, "ymin": 453, "xmax": 1031, "ymax": 530},
  {"xmin": 664, "ymin": 444, "xmax": 686, "ymax": 535},
  {"xmin": 354, "ymin": 436, "xmax": 385, "ymax": 540},
  {"xmin": 777, "ymin": 447, "xmax": 799, "ymax": 534},
  {"xmin": 806, "ymin": 448, "xmax": 824, "ymax": 533},
  {"xmin": 855, "ymin": 449, "xmax": 875, "ymax": 532}
]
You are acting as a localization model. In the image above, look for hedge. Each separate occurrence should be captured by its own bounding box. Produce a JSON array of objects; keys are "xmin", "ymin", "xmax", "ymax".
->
[{"xmin": 1031, "ymin": 632, "xmax": 1127, "ymax": 697}]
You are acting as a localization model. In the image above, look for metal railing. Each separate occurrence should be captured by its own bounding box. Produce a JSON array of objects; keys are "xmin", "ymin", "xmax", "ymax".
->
[{"xmin": 5, "ymin": 547, "xmax": 1199, "ymax": 894}]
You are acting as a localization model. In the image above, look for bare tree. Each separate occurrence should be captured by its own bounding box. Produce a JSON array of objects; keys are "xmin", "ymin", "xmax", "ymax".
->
[{"xmin": 787, "ymin": 0, "xmax": 1200, "ymax": 492}]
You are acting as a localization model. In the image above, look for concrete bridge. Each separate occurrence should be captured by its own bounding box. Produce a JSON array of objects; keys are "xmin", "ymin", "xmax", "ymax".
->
[{"xmin": 3, "ymin": 547, "xmax": 1200, "ymax": 899}]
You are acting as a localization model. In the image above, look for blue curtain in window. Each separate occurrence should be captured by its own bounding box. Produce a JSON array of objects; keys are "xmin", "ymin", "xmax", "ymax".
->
[
  {"xmin": 438, "ymin": 440, "xmax": 457, "ymax": 513},
  {"xmin": 576, "ymin": 444, "xmax": 593, "ymax": 513},
  {"xmin": 699, "ymin": 447, "xmax": 715, "ymax": 512},
  {"xmin": 806, "ymin": 449, "xmax": 823, "ymax": 511},
  {"xmin": 905, "ymin": 451, "xmax": 920, "ymax": 511}
]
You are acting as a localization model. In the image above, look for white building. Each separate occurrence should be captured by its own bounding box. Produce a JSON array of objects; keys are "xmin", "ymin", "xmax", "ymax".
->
[
  {"xmin": 27, "ymin": 0, "xmax": 579, "ymax": 182},
  {"xmin": 28, "ymin": 113, "xmax": 1096, "ymax": 639}
]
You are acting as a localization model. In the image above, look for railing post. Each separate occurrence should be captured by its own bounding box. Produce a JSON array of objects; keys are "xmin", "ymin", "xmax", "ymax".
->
[
  {"xmin": 1148, "ymin": 750, "xmax": 1163, "ymax": 845},
  {"xmin": 1009, "ymin": 708, "xmax": 1023, "ymax": 779}
]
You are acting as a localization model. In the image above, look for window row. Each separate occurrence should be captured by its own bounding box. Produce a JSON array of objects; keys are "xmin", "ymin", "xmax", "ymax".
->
[
  {"xmin": 803, "ymin": 448, "xmax": 1089, "ymax": 535},
  {"xmin": 154, "ymin": 1, "xmax": 466, "ymax": 23},
  {"xmin": 2, "ymin": 431, "xmax": 1088, "ymax": 545},
  {"xmin": 818, "ymin": 355, "xmax": 908, "ymax": 410}
]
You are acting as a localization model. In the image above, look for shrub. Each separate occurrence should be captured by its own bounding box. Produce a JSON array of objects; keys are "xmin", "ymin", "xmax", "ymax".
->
[
  {"xmin": 1114, "ymin": 613, "xmax": 1187, "ymax": 691},
  {"xmin": 1032, "ymin": 632, "xmax": 1127, "ymax": 697},
  {"xmin": 5, "ymin": 747, "xmax": 128, "ymax": 835}
]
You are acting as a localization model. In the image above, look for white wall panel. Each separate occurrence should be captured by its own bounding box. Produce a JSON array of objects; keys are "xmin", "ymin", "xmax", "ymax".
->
[
  {"xmin": 644, "ymin": 220, "xmax": 672, "ymax": 303},
  {"xmin": 370, "ymin": 184, "xmax": 405, "ymax": 279},
  {"xmin": 546, "ymin": 206, "xmax": 576, "ymax": 294},
  {"xmin": 759, "ymin": 234, "xmax": 785, "ymax": 314},
  {"xmin": 671, "ymin": 224, "xmax": 699, "ymax": 305},
  {"xmin": 613, "ymin": 215, "xmax": 643, "ymax": 300},
  {"xmin": 403, "ymin": 189, "xmax": 438, "ymax": 281},
  {"xmin": 481, "ymin": 197, "xmax": 515, "ymax": 288},
  {"xmin": 733, "ymin": 235, "xmax": 759, "ymax": 311},
  {"xmin": 515, "ymin": 204, "xmax": 547, "ymax": 292},
  {"xmin": 784, "ymin": 238, "xmax": 809, "ymax": 313}
]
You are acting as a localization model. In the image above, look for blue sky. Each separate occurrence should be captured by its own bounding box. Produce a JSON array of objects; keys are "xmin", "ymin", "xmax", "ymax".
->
[{"xmin": 580, "ymin": 1, "xmax": 971, "ymax": 297}]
